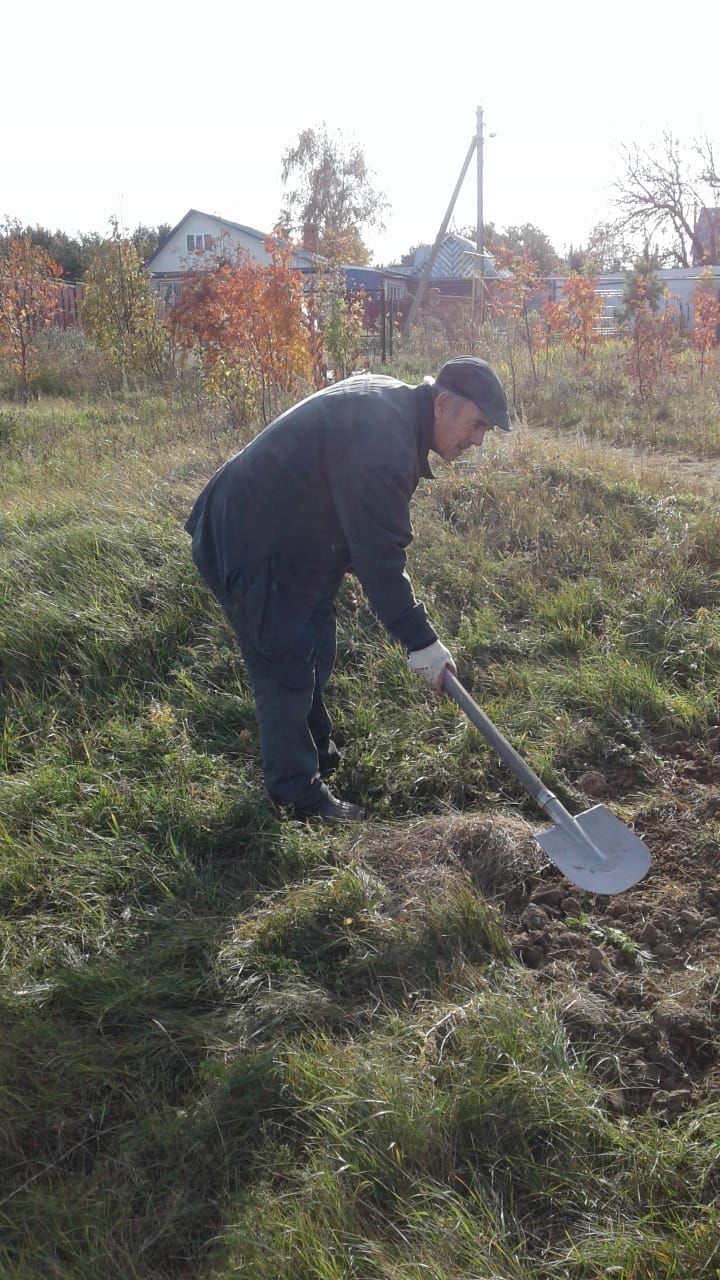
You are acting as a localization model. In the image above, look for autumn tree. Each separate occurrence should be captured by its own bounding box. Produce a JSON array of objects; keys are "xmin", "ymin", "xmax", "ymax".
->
[
  {"xmin": 614, "ymin": 132, "xmax": 720, "ymax": 267},
  {"xmin": 169, "ymin": 240, "xmax": 312, "ymax": 424},
  {"xmin": 82, "ymin": 224, "xmax": 166, "ymax": 385},
  {"xmin": 0, "ymin": 234, "xmax": 62, "ymax": 401},
  {"xmin": 692, "ymin": 271, "xmax": 720, "ymax": 375},
  {"xmin": 621, "ymin": 254, "xmax": 678, "ymax": 394},
  {"xmin": 545, "ymin": 273, "xmax": 605, "ymax": 363},
  {"xmin": 279, "ymin": 124, "xmax": 388, "ymax": 265},
  {"xmin": 491, "ymin": 248, "xmax": 547, "ymax": 394}
]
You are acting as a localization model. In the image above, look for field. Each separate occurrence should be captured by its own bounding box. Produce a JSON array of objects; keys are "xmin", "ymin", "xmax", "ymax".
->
[{"xmin": 1, "ymin": 345, "xmax": 720, "ymax": 1279}]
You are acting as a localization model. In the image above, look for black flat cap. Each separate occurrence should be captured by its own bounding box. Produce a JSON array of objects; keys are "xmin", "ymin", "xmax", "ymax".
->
[{"xmin": 436, "ymin": 357, "xmax": 511, "ymax": 431}]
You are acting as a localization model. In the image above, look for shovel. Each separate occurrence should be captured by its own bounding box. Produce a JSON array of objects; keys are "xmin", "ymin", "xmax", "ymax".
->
[{"xmin": 443, "ymin": 670, "xmax": 651, "ymax": 895}]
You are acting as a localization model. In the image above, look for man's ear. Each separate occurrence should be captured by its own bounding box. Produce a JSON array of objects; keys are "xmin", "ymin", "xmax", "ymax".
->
[{"xmin": 433, "ymin": 388, "xmax": 450, "ymax": 419}]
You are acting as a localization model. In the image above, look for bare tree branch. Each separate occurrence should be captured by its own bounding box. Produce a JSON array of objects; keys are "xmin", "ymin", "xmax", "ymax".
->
[{"xmin": 613, "ymin": 133, "xmax": 718, "ymax": 267}]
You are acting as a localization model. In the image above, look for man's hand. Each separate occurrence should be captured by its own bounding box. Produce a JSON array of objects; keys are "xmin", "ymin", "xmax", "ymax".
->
[{"xmin": 408, "ymin": 640, "xmax": 457, "ymax": 691}]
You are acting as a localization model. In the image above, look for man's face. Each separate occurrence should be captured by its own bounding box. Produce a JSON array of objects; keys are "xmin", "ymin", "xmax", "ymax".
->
[{"xmin": 431, "ymin": 391, "xmax": 492, "ymax": 462}]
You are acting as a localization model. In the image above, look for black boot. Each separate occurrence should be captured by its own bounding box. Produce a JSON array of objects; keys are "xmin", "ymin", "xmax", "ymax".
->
[{"xmin": 292, "ymin": 789, "xmax": 367, "ymax": 825}]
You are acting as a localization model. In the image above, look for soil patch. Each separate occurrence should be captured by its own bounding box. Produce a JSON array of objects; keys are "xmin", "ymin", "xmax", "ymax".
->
[{"xmin": 363, "ymin": 753, "xmax": 720, "ymax": 1118}]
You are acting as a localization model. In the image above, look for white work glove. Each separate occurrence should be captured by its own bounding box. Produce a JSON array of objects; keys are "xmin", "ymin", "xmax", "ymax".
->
[{"xmin": 408, "ymin": 640, "xmax": 457, "ymax": 691}]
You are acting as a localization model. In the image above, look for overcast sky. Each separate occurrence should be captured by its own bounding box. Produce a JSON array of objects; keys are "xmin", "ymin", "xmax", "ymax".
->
[{"xmin": 2, "ymin": 0, "xmax": 718, "ymax": 264}]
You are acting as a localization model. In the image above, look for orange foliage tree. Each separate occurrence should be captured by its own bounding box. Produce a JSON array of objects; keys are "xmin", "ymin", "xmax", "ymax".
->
[
  {"xmin": 490, "ymin": 248, "xmax": 546, "ymax": 393},
  {"xmin": 0, "ymin": 235, "xmax": 62, "ymax": 400},
  {"xmin": 692, "ymin": 273, "xmax": 720, "ymax": 375},
  {"xmin": 621, "ymin": 269, "xmax": 679, "ymax": 396},
  {"xmin": 544, "ymin": 272, "xmax": 604, "ymax": 364},
  {"xmin": 625, "ymin": 305, "xmax": 678, "ymax": 396},
  {"xmin": 169, "ymin": 239, "xmax": 312, "ymax": 424}
]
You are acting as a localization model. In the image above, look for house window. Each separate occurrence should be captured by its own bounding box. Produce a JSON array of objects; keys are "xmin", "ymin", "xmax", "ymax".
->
[
  {"xmin": 204, "ymin": 234, "xmax": 215, "ymax": 251},
  {"xmin": 186, "ymin": 233, "xmax": 209, "ymax": 252}
]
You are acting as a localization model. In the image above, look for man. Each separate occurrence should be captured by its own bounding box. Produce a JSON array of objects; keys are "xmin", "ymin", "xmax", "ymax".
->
[{"xmin": 185, "ymin": 356, "xmax": 510, "ymax": 824}]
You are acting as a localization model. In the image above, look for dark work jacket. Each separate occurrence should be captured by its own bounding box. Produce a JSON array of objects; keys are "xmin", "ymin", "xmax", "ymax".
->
[{"xmin": 185, "ymin": 375, "xmax": 438, "ymax": 684}]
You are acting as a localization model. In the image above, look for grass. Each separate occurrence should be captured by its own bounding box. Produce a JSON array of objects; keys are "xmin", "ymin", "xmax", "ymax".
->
[{"xmin": 1, "ymin": 365, "xmax": 720, "ymax": 1277}]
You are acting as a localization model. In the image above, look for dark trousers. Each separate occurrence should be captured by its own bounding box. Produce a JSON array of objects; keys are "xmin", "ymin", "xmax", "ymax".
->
[{"xmin": 239, "ymin": 610, "xmax": 338, "ymax": 808}]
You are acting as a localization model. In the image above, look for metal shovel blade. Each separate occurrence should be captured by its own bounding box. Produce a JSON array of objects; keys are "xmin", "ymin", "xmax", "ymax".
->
[
  {"xmin": 535, "ymin": 804, "xmax": 651, "ymax": 895},
  {"xmin": 442, "ymin": 672, "xmax": 652, "ymax": 895}
]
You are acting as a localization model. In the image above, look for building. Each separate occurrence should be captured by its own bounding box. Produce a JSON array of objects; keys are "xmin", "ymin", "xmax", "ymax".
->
[
  {"xmin": 146, "ymin": 209, "xmax": 318, "ymax": 304},
  {"xmin": 547, "ymin": 266, "xmax": 720, "ymax": 333},
  {"xmin": 693, "ymin": 208, "xmax": 720, "ymax": 266},
  {"xmin": 389, "ymin": 232, "xmax": 504, "ymax": 299}
]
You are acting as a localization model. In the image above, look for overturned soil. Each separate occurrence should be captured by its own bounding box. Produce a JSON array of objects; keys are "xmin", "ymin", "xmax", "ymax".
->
[{"xmin": 362, "ymin": 739, "xmax": 720, "ymax": 1119}]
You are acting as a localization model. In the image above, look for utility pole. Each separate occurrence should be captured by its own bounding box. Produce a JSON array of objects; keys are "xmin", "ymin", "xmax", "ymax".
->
[
  {"xmin": 401, "ymin": 132, "xmax": 477, "ymax": 335},
  {"xmin": 476, "ymin": 105, "xmax": 485, "ymax": 324},
  {"xmin": 402, "ymin": 106, "xmax": 492, "ymax": 336}
]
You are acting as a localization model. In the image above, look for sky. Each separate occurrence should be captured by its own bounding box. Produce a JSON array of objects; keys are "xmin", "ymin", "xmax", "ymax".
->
[{"xmin": 2, "ymin": 0, "xmax": 718, "ymax": 266}]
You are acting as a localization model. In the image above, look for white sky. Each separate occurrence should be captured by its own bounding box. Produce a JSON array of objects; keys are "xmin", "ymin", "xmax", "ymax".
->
[{"xmin": 2, "ymin": 0, "xmax": 718, "ymax": 265}]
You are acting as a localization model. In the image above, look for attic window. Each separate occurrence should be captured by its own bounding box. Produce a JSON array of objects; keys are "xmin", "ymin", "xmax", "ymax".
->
[{"xmin": 186, "ymin": 233, "xmax": 214, "ymax": 252}]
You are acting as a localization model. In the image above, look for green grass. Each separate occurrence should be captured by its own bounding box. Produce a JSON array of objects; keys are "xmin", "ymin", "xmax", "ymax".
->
[{"xmin": 1, "ymin": 378, "xmax": 720, "ymax": 1277}]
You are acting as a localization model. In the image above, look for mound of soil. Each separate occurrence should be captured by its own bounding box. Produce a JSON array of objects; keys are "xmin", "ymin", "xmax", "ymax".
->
[{"xmin": 365, "ymin": 742, "xmax": 720, "ymax": 1117}]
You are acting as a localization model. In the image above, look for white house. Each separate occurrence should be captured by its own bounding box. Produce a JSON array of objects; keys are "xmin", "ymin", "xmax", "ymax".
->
[{"xmin": 146, "ymin": 209, "xmax": 318, "ymax": 303}]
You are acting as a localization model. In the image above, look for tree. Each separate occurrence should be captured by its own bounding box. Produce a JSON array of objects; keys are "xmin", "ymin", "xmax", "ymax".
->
[
  {"xmin": 82, "ymin": 224, "xmax": 166, "ymax": 385},
  {"xmin": 279, "ymin": 124, "xmax": 388, "ymax": 265},
  {"xmin": 544, "ymin": 273, "xmax": 604, "ymax": 363},
  {"xmin": 0, "ymin": 234, "xmax": 62, "ymax": 401},
  {"xmin": 622, "ymin": 250, "xmax": 665, "ymax": 320},
  {"xmin": 620, "ymin": 253, "xmax": 678, "ymax": 394},
  {"xmin": 692, "ymin": 271, "xmax": 720, "ymax": 375},
  {"xmin": 572, "ymin": 220, "xmax": 637, "ymax": 274},
  {"xmin": 491, "ymin": 247, "xmax": 547, "ymax": 392},
  {"xmin": 1, "ymin": 221, "xmax": 172, "ymax": 279},
  {"xmin": 130, "ymin": 223, "xmax": 173, "ymax": 265},
  {"xmin": 1, "ymin": 220, "xmax": 90, "ymax": 281},
  {"xmin": 494, "ymin": 223, "xmax": 562, "ymax": 275},
  {"xmin": 168, "ymin": 240, "xmax": 313, "ymax": 424},
  {"xmin": 306, "ymin": 267, "xmax": 367, "ymax": 383},
  {"xmin": 614, "ymin": 133, "xmax": 720, "ymax": 267},
  {"xmin": 455, "ymin": 221, "xmax": 562, "ymax": 275}
]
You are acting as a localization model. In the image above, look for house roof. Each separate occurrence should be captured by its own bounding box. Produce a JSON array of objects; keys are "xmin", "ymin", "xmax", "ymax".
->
[
  {"xmin": 412, "ymin": 232, "xmax": 502, "ymax": 280},
  {"xmin": 145, "ymin": 209, "xmax": 316, "ymax": 268},
  {"xmin": 389, "ymin": 233, "xmax": 503, "ymax": 281},
  {"xmin": 546, "ymin": 267, "xmax": 720, "ymax": 283}
]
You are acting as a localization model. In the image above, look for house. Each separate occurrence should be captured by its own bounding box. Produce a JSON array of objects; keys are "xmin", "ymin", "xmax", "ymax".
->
[
  {"xmin": 546, "ymin": 266, "xmax": 720, "ymax": 332},
  {"xmin": 390, "ymin": 232, "xmax": 505, "ymax": 299},
  {"xmin": 341, "ymin": 266, "xmax": 409, "ymax": 302},
  {"xmin": 693, "ymin": 208, "xmax": 720, "ymax": 266},
  {"xmin": 146, "ymin": 209, "xmax": 318, "ymax": 303}
]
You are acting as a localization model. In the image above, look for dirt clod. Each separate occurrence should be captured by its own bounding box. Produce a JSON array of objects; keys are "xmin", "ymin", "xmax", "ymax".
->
[
  {"xmin": 588, "ymin": 946, "xmax": 611, "ymax": 973},
  {"xmin": 578, "ymin": 770, "xmax": 609, "ymax": 797},
  {"xmin": 531, "ymin": 885, "xmax": 565, "ymax": 908}
]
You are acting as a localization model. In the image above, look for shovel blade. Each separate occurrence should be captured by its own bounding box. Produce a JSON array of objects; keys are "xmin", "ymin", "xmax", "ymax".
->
[{"xmin": 535, "ymin": 804, "xmax": 651, "ymax": 895}]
